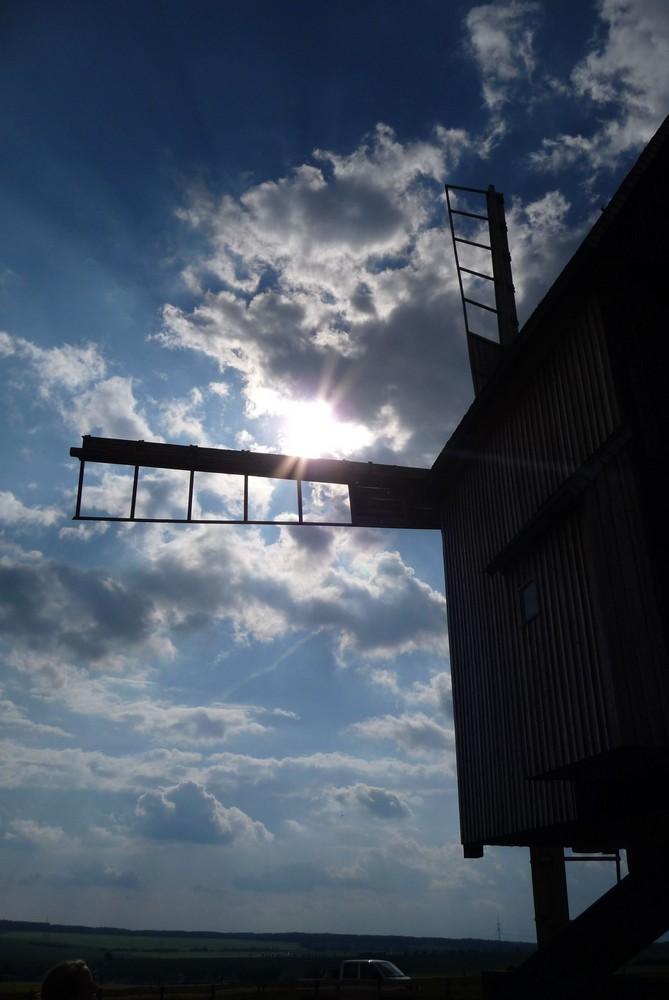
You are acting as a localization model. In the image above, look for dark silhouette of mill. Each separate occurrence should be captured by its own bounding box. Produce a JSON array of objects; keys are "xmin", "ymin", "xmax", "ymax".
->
[{"xmin": 71, "ymin": 114, "xmax": 669, "ymax": 998}]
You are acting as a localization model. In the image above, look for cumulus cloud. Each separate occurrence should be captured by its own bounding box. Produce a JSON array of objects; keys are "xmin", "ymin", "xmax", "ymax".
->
[
  {"xmin": 0, "ymin": 550, "xmax": 164, "ymax": 680},
  {"xmin": 0, "ymin": 737, "xmax": 204, "ymax": 793},
  {"xmin": 42, "ymin": 496, "xmax": 445, "ymax": 673},
  {"xmin": 1, "ymin": 332, "xmax": 155, "ymax": 438},
  {"xmin": 434, "ymin": 672, "xmax": 453, "ymax": 717},
  {"xmin": 397, "ymin": 671, "xmax": 453, "ymax": 718},
  {"xmin": 130, "ymin": 524, "xmax": 448, "ymax": 659},
  {"xmin": 530, "ymin": 0, "xmax": 669, "ymax": 174},
  {"xmin": 506, "ymin": 189, "xmax": 585, "ymax": 320},
  {"xmin": 332, "ymin": 783, "xmax": 411, "ymax": 820},
  {"xmin": 572, "ymin": 0, "xmax": 669, "ymax": 114},
  {"xmin": 69, "ymin": 375, "xmax": 155, "ymax": 440},
  {"xmin": 3, "ymin": 819, "xmax": 75, "ymax": 849},
  {"xmin": 156, "ymin": 125, "xmax": 473, "ymax": 467},
  {"xmin": 351, "ymin": 712, "xmax": 454, "ymax": 758},
  {"xmin": 99, "ymin": 695, "xmax": 269, "ymax": 747},
  {"xmin": 0, "ymin": 491, "xmax": 62, "ymax": 530},
  {"xmin": 159, "ymin": 388, "xmax": 211, "ymax": 445},
  {"xmin": 0, "ymin": 523, "xmax": 441, "ymax": 672},
  {"xmin": 135, "ymin": 780, "xmax": 272, "ymax": 844},
  {"xmin": 0, "ymin": 734, "xmax": 447, "ymax": 799},
  {"xmin": 18, "ymin": 339, "xmax": 108, "ymax": 395},
  {"xmin": 58, "ymin": 521, "xmax": 110, "ymax": 542}
]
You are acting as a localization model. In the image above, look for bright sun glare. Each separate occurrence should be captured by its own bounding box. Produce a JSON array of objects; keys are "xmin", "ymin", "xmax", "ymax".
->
[{"xmin": 278, "ymin": 400, "xmax": 371, "ymax": 458}]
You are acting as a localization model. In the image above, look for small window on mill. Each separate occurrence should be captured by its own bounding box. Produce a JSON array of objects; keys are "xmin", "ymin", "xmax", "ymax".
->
[{"xmin": 520, "ymin": 579, "xmax": 539, "ymax": 624}]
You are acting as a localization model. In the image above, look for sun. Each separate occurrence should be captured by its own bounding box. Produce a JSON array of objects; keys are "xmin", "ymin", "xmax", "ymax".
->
[{"xmin": 278, "ymin": 399, "xmax": 371, "ymax": 458}]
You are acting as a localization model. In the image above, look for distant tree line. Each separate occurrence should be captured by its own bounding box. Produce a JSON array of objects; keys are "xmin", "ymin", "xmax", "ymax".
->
[{"xmin": 0, "ymin": 920, "xmax": 532, "ymax": 952}]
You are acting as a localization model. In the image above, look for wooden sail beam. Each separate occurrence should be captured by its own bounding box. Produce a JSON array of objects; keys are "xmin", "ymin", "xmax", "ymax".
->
[{"xmin": 70, "ymin": 435, "xmax": 441, "ymax": 530}]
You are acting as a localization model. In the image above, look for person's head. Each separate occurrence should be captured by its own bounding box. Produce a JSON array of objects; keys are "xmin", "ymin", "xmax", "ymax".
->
[{"xmin": 41, "ymin": 960, "xmax": 97, "ymax": 1000}]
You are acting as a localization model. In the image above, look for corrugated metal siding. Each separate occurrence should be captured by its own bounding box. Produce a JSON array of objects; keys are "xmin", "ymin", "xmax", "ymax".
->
[{"xmin": 441, "ymin": 291, "xmax": 669, "ymax": 848}]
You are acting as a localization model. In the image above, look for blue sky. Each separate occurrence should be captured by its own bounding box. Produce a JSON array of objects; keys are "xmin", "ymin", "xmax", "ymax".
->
[{"xmin": 1, "ymin": 0, "xmax": 668, "ymax": 940}]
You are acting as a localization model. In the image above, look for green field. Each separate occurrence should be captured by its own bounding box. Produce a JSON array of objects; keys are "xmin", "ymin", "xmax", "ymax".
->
[
  {"xmin": 0, "ymin": 926, "xmax": 530, "ymax": 986},
  {"xmin": 1, "ymin": 930, "xmax": 307, "ymax": 960},
  {"xmin": 1, "ymin": 924, "xmax": 666, "ymax": 999},
  {"xmin": 0, "ymin": 930, "xmax": 318, "ymax": 985}
]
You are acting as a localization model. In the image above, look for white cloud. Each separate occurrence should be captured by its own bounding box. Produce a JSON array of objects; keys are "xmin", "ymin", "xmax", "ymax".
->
[
  {"xmin": 135, "ymin": 779, "xmax": 273, "ymax": 844},
  {"xmin": 69, "ymin": 375, "xmax": 155, "ymax": 439},
  {"xmin": 573, "ymin": 0, "xmax": 669, "ymax": 112},
  {"xmin": 0, "ymin": 737, "xmax": 204, "ymax": 793},
  {"xmin": 506, "ymin": 189, "xmax": 585, "ymax": 320},
  {"xmin": 1, "ymin": 332, "xmax": 156, "ymax": 438},
  {"xmin": 102, "ymin": 523, "xmax": 448, "ymax": 661},
  {"xmin": 58, "ymin": 521, "xmax": 109, "ymax": 542},
  {"xmin": 18, "ymin": 339, "xmax": 108, "ymax": 395},
  {"xmin": 0, "ymin": 525, "xmax": 447, "ymax": 776},
  {"xmin": 0, "ymin": 330, "xmax": 15, "ymax": 356},
  {"xmin": 4, "ymin": 819, "xmax": 76, "ymax": 849},
  {"xmin": 0, "ymin": 696, "xmax": 71, "ymax": 737},
  {"xmin": 0, "ymin": 492, "xmax": 62, "ymax": 529},
  {"xmin": 0, "ymin": 549, "xmax": 169, "ymax": 682},
  {"xmin": 332, "ymin": 783, "xmax": 412, "ymax": 820},
  {"xmin": 400, "ymin": 671, "xmax": 453, "ymax": 718},
  {"xmin": 368, "ymin": 668, "xmax": 403, "ymax": 698},
  {"xmin": 465, "ymin": 1, "xmax": 540, "ymax": 111},
  {"xmin": 74, "ymin": 465, "xmax": 152, "ymax": 520},
  {"xmin": 351, "ymin": 712, "xmax": 455, "ymax": 759},
  {"xmin": 157, "ymin": 125, "xmax": 473, "ymax": 467},
  {"xmin": 101, "ymin": 695, "xmax": 269, "ymax": 748},
  {"xmin": 0, "ymin": 734, "xmax": 448, "ymax": 798},
  {"xmin": 530, "ymin": 0, "xmax": 669, "ymax": 173},
  {"xmin": 158, "ymin": 387, "xmax": 209, "ymax": 443}
]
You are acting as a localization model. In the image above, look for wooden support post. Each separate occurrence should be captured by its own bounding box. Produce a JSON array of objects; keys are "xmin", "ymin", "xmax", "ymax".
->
[{"xmin": 529, "ymin": 845, "xmax": 570, "ymax": 948}]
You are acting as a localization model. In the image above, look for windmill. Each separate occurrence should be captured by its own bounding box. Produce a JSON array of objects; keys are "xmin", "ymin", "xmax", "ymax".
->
[{"xmin": 71, "ymin": 116, "xmax": 669, "ymax": 998}]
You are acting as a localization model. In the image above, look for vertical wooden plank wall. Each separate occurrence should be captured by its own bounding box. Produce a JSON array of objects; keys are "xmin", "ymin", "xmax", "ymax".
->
[{"xmin": 441, "ymin": 292, "xmax": 667, "ymax": 850}]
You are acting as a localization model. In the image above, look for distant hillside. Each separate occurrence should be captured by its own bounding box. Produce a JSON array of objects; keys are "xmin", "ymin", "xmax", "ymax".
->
[{"xmin": 0, "ymin": 918, "xmax": 532, "ymax": 952}]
